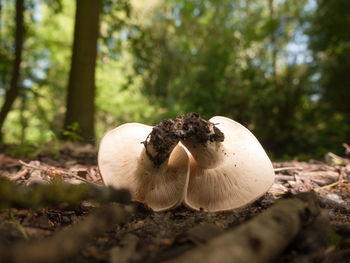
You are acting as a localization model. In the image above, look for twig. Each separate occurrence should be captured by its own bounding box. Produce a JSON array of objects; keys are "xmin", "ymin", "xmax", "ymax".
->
[
  {"xmin": 268, "ymin": 191, "xmax": 288, "ymax": 195},
  {"xmin": 70, "ymin": 173, "xmax": 100, "ymax": 185},
  {"xmin": 0, "ymin": 204, "xmax": 135, "ymax": 263},
  {"xmin": 325, "ymin": 152, "xmax": 349, "ymax": 164},
  {"xmin": 313, "ymin": 180, "xmax": 348, "ymax": 192},
  {"xmin": 274, "ymin": 167, "xmax": 303, "ymax": 172},
  {"xmin": 300, "ymin": 171, "xmax": 339, "ymax": 179},
  {"xmin": 19, "ymin": 160, "xmax": 41, "ymax": 169},
  {"xmin": 275, "ymin": 175, "xmax": 295, "ymax": 181},
  {"xmin": 7, "ymin": 168, "xmax": 28, "ymax": 181}
]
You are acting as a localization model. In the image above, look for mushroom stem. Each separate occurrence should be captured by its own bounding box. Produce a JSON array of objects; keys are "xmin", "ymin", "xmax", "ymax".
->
[
  {"xmin": 178, "ymin": 113, "xmax": 226, "ymax": 169},
  {"xmin": 182, "ymin": 139, "xmax": 227, "ymax": 169},
  {"xmin": 142, "ymin": 119, "xmax": 181, "ymax": 167}
]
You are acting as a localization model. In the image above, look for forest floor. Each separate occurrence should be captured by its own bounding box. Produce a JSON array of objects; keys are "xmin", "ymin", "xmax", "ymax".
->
[{"xmin": 0, "ymin": 142, "xmax": 349, "ymax": 263}]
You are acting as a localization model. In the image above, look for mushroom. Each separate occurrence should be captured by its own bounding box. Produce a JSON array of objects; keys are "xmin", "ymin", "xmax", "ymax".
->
[
  {"xmin": 98, "ymin": 120, "xmax": 190, "ymax": 211},
  {"xmin": 180, "ymin": 114, "xmax": 275, "ymax": 212}
]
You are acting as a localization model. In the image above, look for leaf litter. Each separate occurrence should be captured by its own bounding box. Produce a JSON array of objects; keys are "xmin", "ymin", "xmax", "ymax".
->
[{"xmin": 0, "ymin": 143, "xmax": 349, "ymax": 263}]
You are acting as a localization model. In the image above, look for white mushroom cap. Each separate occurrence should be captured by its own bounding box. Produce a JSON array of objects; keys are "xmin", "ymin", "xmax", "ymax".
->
[
  {"xmin": 98, "ymin": 123, "xmax": 190, "ymax": 211},
  {"xmin": 183, "ymin": 116, "xmax": 275, "ymax": 212}
]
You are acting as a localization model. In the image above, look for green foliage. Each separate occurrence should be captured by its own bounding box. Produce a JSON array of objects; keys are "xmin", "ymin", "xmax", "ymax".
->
[
  {"xmin": 127, "ymin": 0, "xmax": 348, "ymax": 157},
  {"xmin": 307, "ymin": 0, "xmax": 350, "ymax": 142},
  {"xmin": 62, "ymin": 122, "xmax": 83, "ymax": 142},
  {"xmin": 9, "ymin": 211, "xmax": 29, "ymax": 240},
  {"xmin": 0, "ymin": 0, "xmax": 349, "ymax": 158}
]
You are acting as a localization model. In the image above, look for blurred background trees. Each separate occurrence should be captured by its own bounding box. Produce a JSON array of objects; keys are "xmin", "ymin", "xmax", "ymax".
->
[
  {"xmin": 307, "ymin": 0, "xmax": 350, "ymax": 146},
  {"xmin": 0, "ymin": 0, "xmax": 349, "ymax": 159},
  {"xmin": 0, "ymin": 0, "xmax": 24, "ymax": 142}
]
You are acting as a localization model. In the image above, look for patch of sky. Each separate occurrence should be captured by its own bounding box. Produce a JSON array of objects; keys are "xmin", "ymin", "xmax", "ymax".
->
[
  {"xmin": 172, "ymin": 2, "xmax": 184, "ymax": 9},
  {"xmin": 239, "ymin": 1, "xmax": 247, "ymax": 8},
  {"xmin": 23, "ymin": 79, "xmax": 33, "ymax": 88},
  {"xmin": 175, "ymin": 19, "xmax": 182, "ymax": 27},
  {"xmin": 38, "ymin": 56, "xmax": 51, "ymax": 69},
  {"xmin": 193, "ymin": 7, "xmax": 200, "ymax": 16},
  {"xmin": 172, "ymin": 5, "xmax": 182, "ymax": 26},
  {"xmin": 42, "ymin": 49, "xmax": 52, "ymax": 60},
  {"xmin": 311, "ymin": 72, "xmax": 321, "ymax": 82},
  {"xmin": 252, "ymin": 58, "xmax": 261, "ymax": 67},
  {"xmin": 32, "ymin": 1, "xmax": 43, "ymax": 22},
  {"xmin": 120, "ymin": 29, "xmax": 128, "ymax": 41},
  {"xmin": 286, "ymin": 29, "xmax": 312, "ymax": 64},
  {"xmin": 285, "ymin": 0, "xmax": 317, "ymax": 64},
  {"xmin": 173, "ymin": 5, "xmax": 181, "ymax": 17},
  {"xmin": 304, "ymin": 0, "xmax": 317, "ymax": 12},
  {"xmin": 111, "ymin": 53, "xmax": 121, "ymax": 60},
  {"xmin": 225, "ymin": 15, "xmax": 235, "ymax": 28},
  {"xmin": 310, "ymin": 93, "xmax": 320, "ymax": 102},
  {"xmin": 33, "ymin": 68, "xmax": 46, "ymax": 79},
  {"xmin": 310, "ymin": 72, "xmax": 322, "ymax": 95},
  {"xmin": 103, "ymin": 4, "xmax": 111, "ymax": 14},
  {"xmin": 231, "ymin": 1, "xmax": 237, "ymax": 9}
]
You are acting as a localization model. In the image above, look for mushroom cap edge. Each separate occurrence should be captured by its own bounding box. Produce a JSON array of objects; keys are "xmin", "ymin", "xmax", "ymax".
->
[
  {"xmin": 184, "ymin": 116, "xmax": 275, "ymax": 212},
  {"xmin": 98, "ymin": 123, "xmax": 190, "ymax": 211}
]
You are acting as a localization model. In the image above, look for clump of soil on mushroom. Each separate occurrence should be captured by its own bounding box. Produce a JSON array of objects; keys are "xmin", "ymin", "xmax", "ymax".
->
[
  {"xmin": 143, "ymin": 113, "xmax": 225, "ymax": 166},
  {"xmin": 178, "ymin": 112, "xmax": 225, "ymax": 143},
  {"xmin": 143, "ymin": 119, "xmax": 181, "ymax": 166}
]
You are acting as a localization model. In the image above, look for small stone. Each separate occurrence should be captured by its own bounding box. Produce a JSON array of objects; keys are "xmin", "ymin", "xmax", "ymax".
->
[{"xmin": 326, "ymin": 194, "xmax": 344, "ymax": 204}]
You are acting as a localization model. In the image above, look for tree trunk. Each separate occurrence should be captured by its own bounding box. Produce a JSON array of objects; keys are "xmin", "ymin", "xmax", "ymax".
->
[
  {"xmin": 0, "ymin": 0, "xmax": 25, "ymax": 142},
  {"xmin": 0, "ymin": 0, "xmax": 3, "ymax": 41},
  {"xmin": 63, "ymin": 0, "xmax": 102, "ymax": 143},
  {"xmin": 268, "ymin": 0, "xmax": 277, "ymax": 82}
]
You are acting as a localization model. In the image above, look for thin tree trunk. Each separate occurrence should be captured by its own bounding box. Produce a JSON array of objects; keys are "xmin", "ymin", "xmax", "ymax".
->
[
  {"xmin": 0, "ymin": 0, "xmax": 25, "ymax": 142},
  {"xmin": 63, "ymin": 0, "xmax": 102, "ymax": 143},
  {"xmin": 0, "ymin": 0, "xmax": 3, "ymax": 41},
  {"xmin": 20, "ymin": 92, "xmax": 27, "ymax": 143},
  {"xmin": 268, "ymin": 0, "xmax": 278, "ymax": 83}
]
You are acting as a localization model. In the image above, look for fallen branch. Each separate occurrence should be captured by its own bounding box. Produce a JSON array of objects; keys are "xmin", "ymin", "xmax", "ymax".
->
[
  {"xmin": 274, "ymin": 167, "xmax": 303, "ymax": 172},
  {"xmin": 0, "ymin": 177, "xmax": 131, "ymax": 209},
  {"xmin": 0, "ymin": 203, "xmax": 134, "ymax": 263},
  {"xmin": 166, "ymin": 193, "xmax": 321, "ymax": 263},
  {"xmin": 313, "ymin": 179, "xmax": 348, "ymax": 192}
]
